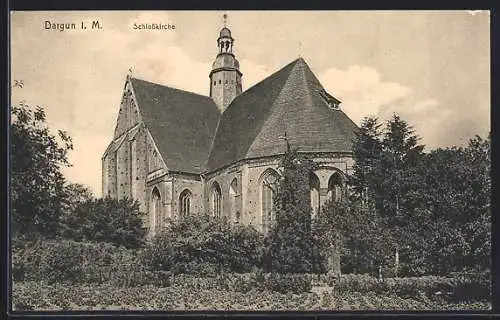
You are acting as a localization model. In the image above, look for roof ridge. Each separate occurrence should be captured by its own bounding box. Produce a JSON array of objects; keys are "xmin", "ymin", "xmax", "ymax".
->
[
  {"xmin": 236, "ymin": 58, "xmax": 303, "ymax": 97},
  {"xmin": 297, "ymin": 58, "xmax": 316, "ymax": 112},
  {"xmin": 244, "ymin": 59, "xmax": 307, "ymax": 158},
  {"xmin": 130, "ymin": 77, "xmax": 212, "ymax": 100},
  {"xmin": 207, "ymin": 59, "xmax": 299, "ymax": 172}
]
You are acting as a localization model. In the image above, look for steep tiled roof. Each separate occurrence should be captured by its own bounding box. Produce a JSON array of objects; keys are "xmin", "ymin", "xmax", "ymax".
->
[
  {"xmin": 207, "ymin": 58, "xmax": 360, "ymax": 172},
  {"xmin": 130, "ymin": 78, "xmax": 220, "ymax": 174}
]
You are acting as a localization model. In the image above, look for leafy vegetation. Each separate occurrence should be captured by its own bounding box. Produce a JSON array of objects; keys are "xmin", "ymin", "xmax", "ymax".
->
[
  {"xmin": 324, "ymin": 115, "xmax": 490, "ymax": 277},
  {"xmin": 10, "ymin": 84, "xmax": 490, "ymax": 311},
  {"xmin": 142, "ymin": 214, "xmax": 263, "ymax": 274},
  {"xmin": 262, "ymin": 145, "xmax": 321, "ymax": 274},
  {"xmin": 12, "ymin": 280, "xmax": 490, "ymax": 311},
  {"xmin": 11, "ymin": 98, "xmax": 73, "ymax": 238},
  {"xmin": 59, "ymin": 196, "xmax": 147, "ymax": 249}
]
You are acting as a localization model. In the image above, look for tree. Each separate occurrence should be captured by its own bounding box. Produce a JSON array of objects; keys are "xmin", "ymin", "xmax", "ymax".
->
[
  {"xmin": 378, "ymin": 114, "xmax": 425, "ymax": 276},
  {"xmin": 58, "ymin": 183, "xmax": 95, "ymax": 239},
  {"xmin": 263, "ymin": 146, "xmax": 319, "ymax": 273},
  {"xmin": 349, "ymin": 116, "xmax": 384, "ymax": 203},
  {"xmin": 346, "ymin": 112, "xmax": 490, "ymax": 276},
  {"xmin": 11, "ymin": 85, "xmax": 73, "ymax": 238},
  {"xmin": 402, "ymin": 134, "xmax": 491, "ymax": 275},
  {"xmin": 61, "ymin": 197, "xmax": 147, "ymax": 249},
  {"xmin": 344, "ymin": 114, "xmax": 425, "ymax": 277}
]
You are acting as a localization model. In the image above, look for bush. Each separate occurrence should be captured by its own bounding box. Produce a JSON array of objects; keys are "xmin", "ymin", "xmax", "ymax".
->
[
  {"xmin": 229, "ymin": 272, "xmax": 312, "ymax": 294},
  {"xmin": 59, "ymin": 197, "xmax": 147, "ymax": 249},
  {"xmin": 331, "ymin": 273, "xmax": 490, "ymax": 302},
  {"xmin": 141, "ymin": 214, "xmax": 263, "ymax": 274},
  {"xmin": 12, "ymin": 238, "xmax": 141, "ymax": 284}
]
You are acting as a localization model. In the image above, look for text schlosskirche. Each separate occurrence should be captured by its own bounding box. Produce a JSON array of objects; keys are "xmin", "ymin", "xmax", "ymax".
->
[{"xmin": 133, "ymin": 23, "xmax": 176, "ymax": 30}]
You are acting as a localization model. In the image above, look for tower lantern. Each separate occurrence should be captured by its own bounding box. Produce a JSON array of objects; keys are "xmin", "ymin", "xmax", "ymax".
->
[{"xmin": 209, "ymin": 14, "xmax": 242, "ymax": 112}]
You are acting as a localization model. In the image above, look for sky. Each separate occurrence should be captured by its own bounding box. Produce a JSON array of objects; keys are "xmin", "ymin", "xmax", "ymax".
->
[{"xmin": 10, "ymin": 11, "xmax": 490, "ymax": 197}]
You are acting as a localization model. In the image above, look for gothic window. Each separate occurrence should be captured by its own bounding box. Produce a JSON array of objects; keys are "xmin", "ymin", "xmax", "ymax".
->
[
  {"xmin": 260, "ymin": 169, "xmax": 280, "ymax": 233},
  {"xmin": 229, "ymin": 178, "xmax": 238, "ymax": 222},
  {"xmin": 219, "ymin": 80, "xmax": 222, "ymax": 84},
  {"xmin": 310, "ymin": 173, "xmax": 320, "ymax": 218},
  {"xmin": 328, "ymin": 172, "xmax": 344, "ymax": 202},
  {"xmin": 179, "ymin": 189, "xmax": 192, "ymax": 217},
  {"xmin": 151, "ymin": 187, "xmax": 162, "ymax": 237},
  {"xmin": 211, "ymin": 181, "xmax": 222, "ymax": 218},
  {"xmin": 214, "ymin": 81, "xmax": 216, "ymax": 86}
]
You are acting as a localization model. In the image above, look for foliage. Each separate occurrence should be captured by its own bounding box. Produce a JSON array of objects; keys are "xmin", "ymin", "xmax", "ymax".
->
[
  {"xmin": 341, "ymin": 113, "xmax": 490, "ymax": 276},
  {"xmin": 332, "ymin": 273, "xmax": 490, "ymax": 303},
  {"xmin": 11, "ymin": 238, "xmax": 141, "ymax": 284},
  {"xmin": 263, "ymin": 146, "xmax": 319, "ymax": 273},
  {"xmin": 12, "ymin": 279, "xmax": 491, "ymax": 311},
  {"xmin": 319, "ymin": 200, "xmax": 394, "ymax": 278},
  {"xmin": 59, "ymin": 197, "xmax": 147, "ymax": 249},
  {"xmin": 11, "ymin": 95, "xmax": 73, "ymax": 238},
  {"xmin": 230, "ymin": 272, "xmax": 312, "ymax": 294},
  {"xmin": 401, "ymin": 135, "xmax": 491, "ymax": 275},
  {"xmin": 142, "ymin": 213, "xmax": 263, "ymax": 274}
]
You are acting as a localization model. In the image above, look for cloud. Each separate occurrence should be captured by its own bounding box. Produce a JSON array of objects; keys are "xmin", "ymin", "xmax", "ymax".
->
[
  {"xmin": 318, "ymin": 65, "xmax": 456, "ymax": 150},
  {"xmin": 11, "ymin": 11, "xmax": 281, "ymax": 196},
  {"xmin": 239, "ymin": 58, "xmax": 270, "ymax": 90},
  {"xmin": 319, "ymin": 65, "xmax": 411, "ymax": 125}
]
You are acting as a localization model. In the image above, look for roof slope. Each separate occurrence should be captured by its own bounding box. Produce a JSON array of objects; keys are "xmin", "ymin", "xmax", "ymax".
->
[
  {"xmin": 207, "ymin": 58, "xmax": 359, "ymax": 172},
  {"xmin": 130, "ymin": 78, "xmax": 220, "ymax": 174}
]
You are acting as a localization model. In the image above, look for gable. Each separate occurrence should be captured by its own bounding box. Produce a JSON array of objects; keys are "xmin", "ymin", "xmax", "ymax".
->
[
  {"xmin": 113, "ymin": 84, "xmax": 141, "ymax": 140},
  {"xmin": 130, "ymin": 77, "xmax": 220, "ymax": 174}
]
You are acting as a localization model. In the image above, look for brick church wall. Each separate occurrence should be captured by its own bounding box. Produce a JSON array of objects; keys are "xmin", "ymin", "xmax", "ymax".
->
[{"xmin": 171, "ymin": 174, "xmax": 204, "ymax": 218}]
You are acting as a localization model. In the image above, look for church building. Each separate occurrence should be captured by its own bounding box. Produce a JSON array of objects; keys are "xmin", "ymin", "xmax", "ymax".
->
[{"xmin": 101, "ymin": 23, "xmax": 359, "ymax": 239}]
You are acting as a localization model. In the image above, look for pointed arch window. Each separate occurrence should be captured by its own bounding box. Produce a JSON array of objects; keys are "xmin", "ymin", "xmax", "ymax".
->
[
  {"xmin": 261, "ymin": 169, "xmax": 280, "ymax": 233},
  {"xmin": 328, "ymin": 172, "xmax": 344, "ymax": 202},
  {"xmin": 151, "ymin": 187, "xmax": 162, "ymax": 236},
  {"xmin": 179, "ymin": 189, "xmax": 192, "ymax": 217},
  {"xmin": 211, "ymin": 182, "xmax": 222, "ymax": 218},
  {"xmin": 229, "ymin": 178, "xmax": 238, "ymax": 222}
]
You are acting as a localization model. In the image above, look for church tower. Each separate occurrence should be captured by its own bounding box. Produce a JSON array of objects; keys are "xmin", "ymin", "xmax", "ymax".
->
[{"xmin": 209, "ymin": 16, "xmax": 242, "ymax": 112}]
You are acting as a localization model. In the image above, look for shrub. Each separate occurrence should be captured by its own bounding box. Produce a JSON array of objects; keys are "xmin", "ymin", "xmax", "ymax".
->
[
  {"xmin": 141, "ymin": 214, "xmax": 263, "ymax": 274},
  {"xmin": 12, "ymin": 238, "xmax": 141, "ymax": 284},
  {"xmin": 229, "ymin": 272, "xmax": 312, "ymax": 294},
  {"xmin": 331, "ymin": 273, "xmax": 490, "ymax": 302},
  {"xmin": 59, "ymin": 197, "xmax": 147, "ymax": 249}
]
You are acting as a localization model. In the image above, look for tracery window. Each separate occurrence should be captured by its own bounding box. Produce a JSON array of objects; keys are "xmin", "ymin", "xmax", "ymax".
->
[
  {"xmin": 261, "ymin": 169, "xmax": 280, "ymax": 233},
  {"xmin": 151, "ymin": 187, "xmax": 162, "ymax": 236},
  {"xmin": 179, "ymin": 189, "xmax": 192, "ymax": 217},
  {"xmin": 211, "ymin": 182, "xmax": 222, "ymax": 218}
]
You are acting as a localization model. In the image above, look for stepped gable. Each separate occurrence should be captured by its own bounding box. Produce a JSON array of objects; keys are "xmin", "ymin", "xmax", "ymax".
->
[
  {"xmin": 130, "ymin": 77, "xmax": 220, "ymax": 174},
  {"xmin": 207, "ymin": 58, "xmax": 359, "ymax": 172}
]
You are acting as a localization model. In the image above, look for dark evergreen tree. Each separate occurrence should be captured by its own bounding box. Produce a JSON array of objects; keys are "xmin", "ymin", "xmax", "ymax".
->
[
  {"xmin": 263, "ymin": 145, "xmax": 318, "ymax": 273},
  {"xmin": 349, "ymin": 116, "xmax": 384, "ymax": 203}
]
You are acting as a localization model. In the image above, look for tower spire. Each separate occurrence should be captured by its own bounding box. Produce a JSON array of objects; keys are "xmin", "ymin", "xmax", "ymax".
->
[{"xmin": 209, "ymin": 17, "xmax": 242, "ymax": 112}]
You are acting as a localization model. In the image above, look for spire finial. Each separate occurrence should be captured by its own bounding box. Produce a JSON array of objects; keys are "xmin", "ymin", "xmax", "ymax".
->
[
  {"xmin": 223, "ymin": 13, "xmax": 227, "ymax": 27},
  {"xmin": 128, "ymin": 67, "xmax": 133, "ymax": 78}
]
